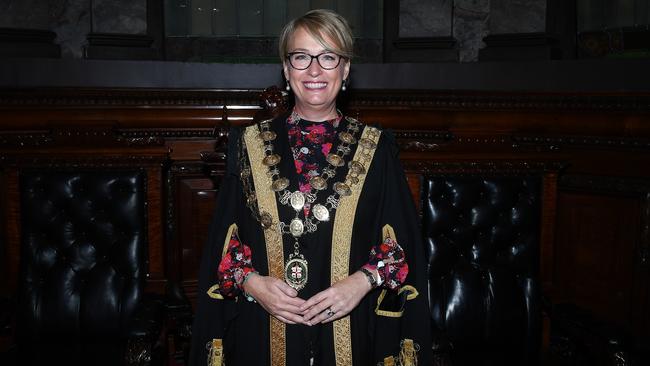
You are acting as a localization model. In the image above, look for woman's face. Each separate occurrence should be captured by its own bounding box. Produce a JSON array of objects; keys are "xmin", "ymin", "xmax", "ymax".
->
[{"xmin": 283, "ymin": 27, "xmax": 350, "ymax": 118}]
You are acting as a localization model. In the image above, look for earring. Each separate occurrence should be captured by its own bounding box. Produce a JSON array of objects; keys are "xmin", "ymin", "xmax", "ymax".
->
[
  {"xmin": 341, "ymin": 79, "xmax": 347, "ymax": 91},
  {"xmin": 286, "ymin": 81, "xmax": 291, "ymax": 91}
]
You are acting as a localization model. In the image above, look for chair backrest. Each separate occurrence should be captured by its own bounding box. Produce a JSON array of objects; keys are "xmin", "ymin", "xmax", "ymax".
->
[
  {"xmin": 16, "ymin": 170, "xmax": 147, "ymax": 340},
  {"xmin": 422, "ymin": 174, "xmax": 542, "ymax": 365}
]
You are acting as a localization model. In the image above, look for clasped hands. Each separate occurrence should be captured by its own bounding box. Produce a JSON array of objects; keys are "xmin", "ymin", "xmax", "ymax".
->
[{"xmin": 242, "ymin": 271, "xmax": 372, "ymax": 325}]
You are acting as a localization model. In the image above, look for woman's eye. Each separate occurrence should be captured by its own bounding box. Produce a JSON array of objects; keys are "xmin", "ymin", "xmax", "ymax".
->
[
  {"xmin": 294, "ymin": 54, "xmax": 309, "ymax": 60},
  {"xmin": 322, "ymin": 54, "xmax": 336, "ymax": 61}
]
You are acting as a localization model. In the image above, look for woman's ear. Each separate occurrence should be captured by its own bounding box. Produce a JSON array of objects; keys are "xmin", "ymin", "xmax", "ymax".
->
[
  {"xmin": 343, "ymin": 59, "xmax": 351, "ymax": 81},
  {"xmin": 282, "ymin": 61, "xmax": 290, "ymax": 81}
]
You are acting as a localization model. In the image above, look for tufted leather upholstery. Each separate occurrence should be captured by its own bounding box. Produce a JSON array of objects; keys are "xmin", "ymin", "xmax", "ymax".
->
[
  {"xmin": 12, "ymin": 170, "xmax": 161, "ymax": 365},
  {"xmin": 423, "ymin": 175, "xmax": 542, "ymax": 365}
]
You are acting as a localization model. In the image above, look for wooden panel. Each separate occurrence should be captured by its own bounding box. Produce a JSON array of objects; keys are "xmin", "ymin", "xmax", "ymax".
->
[
  {"xmin": 540, "ymin": 171, "xmax": 559, "ymax": 292},
  {"xmin": 176, "ymin": 176, "xmax": 218, "ymax": 307},
  {"xmin": 554, "ymin": 191, "xmax": 643, "ymax": 334},
  {"xmin": 146, "ymin": 165, "xmax": 166, "ymax": 293}
]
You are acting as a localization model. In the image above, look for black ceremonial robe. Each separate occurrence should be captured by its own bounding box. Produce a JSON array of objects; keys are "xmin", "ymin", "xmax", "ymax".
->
[{"xmin": 189, "ymin": 115, "xmax": 432, "ymax": 366}]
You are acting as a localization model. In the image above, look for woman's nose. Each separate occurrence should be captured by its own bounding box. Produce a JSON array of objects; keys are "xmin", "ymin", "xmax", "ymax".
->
[{"xmin": 307, "ymin": 59, "xmax": 322, "ymax": 76}]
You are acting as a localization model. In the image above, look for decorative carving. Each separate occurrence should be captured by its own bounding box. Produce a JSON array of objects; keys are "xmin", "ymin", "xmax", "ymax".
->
[
  {"xmin": 200, "ymin": 151, "xmax": 226, "ymax": 163},
  {"xmin": 0, "ymin": 132, "xmax": 52, "ymax": 147},
  {"xmin": 393, "ymin": 130, "xmax": 454, "ymax": 152},
  {"xmin": 0, "ymin": 155, "xmax": 166, "ymax": 168},
  {"xmin": 403, "ymin": 160, "xmax": 565, "ymax": 175},
  {"xmin": 253, "ymin": 86, "xmax": 289, "ymax": 127},
  {"xmin": 513, "ymin": 134, "xmax": 650, "ymax": 151},
  {"xmin": 0, "ymin": 89, "xmax": 262, "ymax": 108},
  {"xmin": 169, "ymin": 162, "xmax": 209, "ymax": 175},
  {"xmin": 125, "ymin": 336, "xmax": 152, "ymax": 366},
  {"xmin": 345, "ymin": 91, "xmax": 650, "ymax": 112},
  {"xmin": 0, "ymin": 128, "xmax": 232, "ymax": 149},
  {"xmin": 2, "ymin": 89, "xmax": 650, "ymax": 112},
  {"xmin": 559, "ymin": 174, "xmax": 650, "ymax": 194},
  {"xmin": 117, "ymin": 129, "xmax": 218, "ymax": 139}
]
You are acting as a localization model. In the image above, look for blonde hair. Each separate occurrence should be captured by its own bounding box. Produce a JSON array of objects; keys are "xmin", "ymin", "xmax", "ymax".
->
[{"xmin": 278, "ymin": 9, "xmax": 354, "ymax": 61}]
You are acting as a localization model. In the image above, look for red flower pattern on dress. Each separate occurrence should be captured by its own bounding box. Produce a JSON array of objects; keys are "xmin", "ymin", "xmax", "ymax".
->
[
  {"xmin": 217, "ymin": 231, "xmax": 256, "ymax": 298},
  {"xmin": 286, "ymin": 111, "xmax": 340, "ymax": 217},
  {"xmin": 363, "ymin": 237, "xmax": 409, "ymax": 290}
]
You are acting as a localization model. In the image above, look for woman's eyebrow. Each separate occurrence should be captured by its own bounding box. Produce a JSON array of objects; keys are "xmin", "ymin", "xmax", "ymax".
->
[{"xmin": 290, "ymin": 48, "xmax": 331, "ymax": 54}]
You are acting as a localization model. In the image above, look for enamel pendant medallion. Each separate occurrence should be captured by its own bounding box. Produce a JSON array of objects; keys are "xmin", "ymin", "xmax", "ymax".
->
[{"xmin": 284, "ymin": 249, "xmax": 308, "ymax": 291}]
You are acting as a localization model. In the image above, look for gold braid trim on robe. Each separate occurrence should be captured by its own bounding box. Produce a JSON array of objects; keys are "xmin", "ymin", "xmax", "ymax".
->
[
  {"xmin": 377, "ymin": 339, "xmax": 420, "ymax": 366},
  {"xmin": 331, "ymin": 124, "xmax": 382, "ymax": 366},
  {"xmin": 207, "ymin": 339, "xmax": 225, "ymax": 366},
  {"xmin": 207, "ymin": 223, "xmax": 239, "ymax": 300},
  {"xmin": 244, "ymin": 124, "xmax": 286, "ymax": 366},
  {"xmin": 374, "ymin": 224, "xmax": 419, "ymax": 317}
]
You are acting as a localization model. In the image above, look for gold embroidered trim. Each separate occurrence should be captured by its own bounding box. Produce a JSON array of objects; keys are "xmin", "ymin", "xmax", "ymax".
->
[
  {"xmin": 382, "ymin": 224, "xmax": 397, "ymax": 241},
  {"xmin": 374, "ymin": 224, "xmax": 419, "ymax": 317},
  {"xmin": 207, "ymin": 339, "xmax": 225, "ymax": 366},
  {"xmin": 244, "ymin": 125, "xmax": 286, "ymax": 366},
  {"xmin": 399, "ymin": 339, "xmax": 418, "ymax": 366},
  {"xmin": 223, "ymin": 223, "xmax": 238, "ymax": 257},
  {"xmin": 207, "ymin": 284, "xmax": 224, "ymax": 300},
  {"xmin": 206, "ymin": 223, "xmax": 240, "ymax": 300},
  {"xmin": 375, "ymin": 285, "xmax": 419, "ymax": 318},
  {"xmin": 331, "ymin": 125, "xmax": 382, "ymax": 366},
  {"xmin": 377, "ymin": 339, "xmax": 420, "ymax": 366}
]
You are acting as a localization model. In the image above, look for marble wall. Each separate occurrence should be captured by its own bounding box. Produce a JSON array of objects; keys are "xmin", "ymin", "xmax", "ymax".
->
[
  {"xmin": 0, "ymin": 0, "xmax": 146, "ymax": 58},
  {"xmin": 399, "ymin": 0, "xmax": 452, "ymax": 38},
  {"xmin": 397, "ymin": 0, "xmax": 547, "ymax": 62},
  {"xmin": 92, "ymin": 0, "xmax": 146, "ymax": 34},
  {"xmin": 0, "ymin": 0, "xmax": 549, "ymax": 62},
  {"xmin": 453, "ymin": 0, "xmax": 490, "ymax": 62},
  {"xmin": 490, "ymin": 0, "xmax": 546, "ymax": 34}
]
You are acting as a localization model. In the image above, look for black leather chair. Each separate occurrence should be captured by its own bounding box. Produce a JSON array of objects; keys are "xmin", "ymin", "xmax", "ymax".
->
[
  {"xmin": 422, "ymin": 174, "xmax": 542, "ymax": 365},
  {"xmin": 4, "ymin": 170, "xmax": 165, "ymax": 366}
]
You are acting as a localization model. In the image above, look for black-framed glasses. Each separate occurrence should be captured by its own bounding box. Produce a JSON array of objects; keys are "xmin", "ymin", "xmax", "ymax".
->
[{"xmin": 286, "ymin": 52, "xmax": 343, "ymax": 70}]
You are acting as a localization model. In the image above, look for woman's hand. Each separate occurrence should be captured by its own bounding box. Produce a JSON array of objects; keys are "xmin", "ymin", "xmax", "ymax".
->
[
  {"xmin": 300, "ymin": 271, "xmax": 372, "ymax": 325},
  {"xmin": 242, "ymin": 274, "xmax": 307, "ymax": 325}
]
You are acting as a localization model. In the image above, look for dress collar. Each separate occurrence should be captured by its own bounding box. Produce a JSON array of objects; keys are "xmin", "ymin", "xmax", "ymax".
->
[{"xmin": 287, "ymin": 108, "xmax": 342, "ymax": 128}]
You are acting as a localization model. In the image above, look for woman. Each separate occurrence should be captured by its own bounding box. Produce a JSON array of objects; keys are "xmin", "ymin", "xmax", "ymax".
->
[{"xmin": 190, "ymin": 9, "xmax": 432, "ymax": 366}]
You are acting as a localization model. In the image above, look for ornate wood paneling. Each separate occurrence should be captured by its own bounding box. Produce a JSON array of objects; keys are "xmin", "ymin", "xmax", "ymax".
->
[
  {"xmin": 166, "ymin": 162, "xmax": 221, "ymax": 307},
  {"xmin": 1, "ymin": 87, "xmax": 649, "ymax": 345},
  {"xmin": 555, "ymin": 175, "xmax": 650, "ymax": 339}
]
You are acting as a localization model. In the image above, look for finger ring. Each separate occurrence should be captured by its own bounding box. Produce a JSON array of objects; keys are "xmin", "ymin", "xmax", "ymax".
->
[{"xmin": 325, "ymin": 308, "xmax": 335, "ymax": 317}]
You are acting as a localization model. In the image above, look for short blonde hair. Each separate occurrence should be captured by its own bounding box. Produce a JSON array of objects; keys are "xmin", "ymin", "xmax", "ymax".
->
[{"xmin": 278, "ymin": 9, "xmax": 354, "ymax": 61}]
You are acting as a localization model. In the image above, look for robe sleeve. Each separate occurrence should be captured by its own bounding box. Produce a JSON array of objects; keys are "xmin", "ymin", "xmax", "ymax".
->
[
  {"xmin": 371, "ymin": 129, "xmax": 434, "ymax": 365},
  {"xmin": 188, "ymin": 127, "xmax": 246, "ymax": 366}
]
